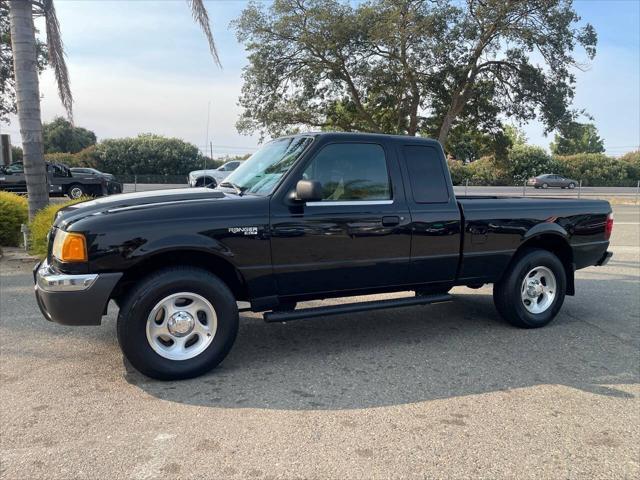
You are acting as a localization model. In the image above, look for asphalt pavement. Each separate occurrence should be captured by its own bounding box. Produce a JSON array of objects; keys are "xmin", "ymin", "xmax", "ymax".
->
[{"xmin": 0, "ymin": 206, "xmax": 638, "ymax": 479}]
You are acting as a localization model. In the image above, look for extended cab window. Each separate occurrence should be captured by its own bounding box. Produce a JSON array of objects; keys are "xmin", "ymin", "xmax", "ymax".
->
[
  {"xmin": 402, "ymin": 145, "xmax": 449, "ymax": 203},
  {"xmin": 303, "ymin": 143, "xmax": 391, "ymax": 202}
]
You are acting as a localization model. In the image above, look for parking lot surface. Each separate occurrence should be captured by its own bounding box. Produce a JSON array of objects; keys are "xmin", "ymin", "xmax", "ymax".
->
[{"xmin": 1, "ymin": 206, "xmax": 638, "ymax": 479}]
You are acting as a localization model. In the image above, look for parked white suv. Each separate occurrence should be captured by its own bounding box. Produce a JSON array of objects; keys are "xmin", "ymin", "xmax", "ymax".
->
[{"xmin": 188, "ymin": 161, "xmax": 242, "ymax": 188}]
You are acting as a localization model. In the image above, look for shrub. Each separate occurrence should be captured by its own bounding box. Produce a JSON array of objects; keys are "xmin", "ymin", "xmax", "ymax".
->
[
  {"xmin": 467, "ymin": 156, "xmax": 510, "ymax": 185},
  {"xmin": 44, "ymin": 152, "xmax": 76, "ymax": 165},
  {"xmin": 553, "ymin": 153, "xmax": 629, "ymax": 186},
  {"xmin": 94, "ymin": 134, "xmax": 205, "ymax": 176},
  {"xmin": 619, "ymin": 150, "xmax": 640, "ymax": 183},
  {"xmin": 507, "ymin": 145, "xmax": 556, "ymax": 183},
  {"xmin": 29, "ymin": 197, "xmax": 89, "ymax": 258},
  {"xmin": 0, "ymin": 192, "xmax": 28, "ymax": 247},
  {"xmin": 447, "ymin": 159, "xmax": 470, "ymax": 185}
]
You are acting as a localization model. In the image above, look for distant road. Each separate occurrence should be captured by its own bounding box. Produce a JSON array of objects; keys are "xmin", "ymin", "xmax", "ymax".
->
[
  {"xmin": 122, "ymin": 183, "xmax": 639, "ymax": 198},
  {"xmin": 453, "ymin": 185, "xmax": 639, "ymax": 198}
]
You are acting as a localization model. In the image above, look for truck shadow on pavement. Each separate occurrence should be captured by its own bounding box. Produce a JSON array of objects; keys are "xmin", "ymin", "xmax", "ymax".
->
[{"xmin": 125, "ymin": 281, "xmax": 639, "ymax": 410}]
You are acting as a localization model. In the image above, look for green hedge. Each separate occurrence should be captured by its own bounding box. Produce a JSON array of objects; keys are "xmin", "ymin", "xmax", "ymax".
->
[
  {"xmin": 0, "ymin": 192, "xmax": 28, "ymax": 247},
  {"xmin": 448, "ymin": 150, "xmax": 640, "ymax": 186},
  {"xmin": 42, "ymin": 135, "xmax": 217, "ymax": 176}
]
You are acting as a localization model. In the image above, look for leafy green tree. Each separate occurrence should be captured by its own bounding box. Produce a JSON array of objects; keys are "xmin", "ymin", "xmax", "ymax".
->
[
  {"xmin": 550, "ymin": 122, "xmax": 605, "ymax": 155},
  {"xmin": 503, "ymin": 125, "xmax": 528, "ymax": 148},
  {"xmin": 11, "ymin": 145, "xmax": 23, "ymax": 162},
  {"xmin": 445, "ymin": 124, "xmax": 511, "ymax": 163},
  {"xmin": 43, "ymin": 116, "xmax": 97, "ymax": 153},
  {"xmin": 94, "ymin": 134, "xmax": 206, "ymax": 176},
  {"xmin": 235, "ymin": 0, "xmax": 597, "ymax": 144}
]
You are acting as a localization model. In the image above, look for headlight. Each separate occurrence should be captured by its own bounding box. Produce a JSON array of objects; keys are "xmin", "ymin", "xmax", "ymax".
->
[{"xmin": 52, "ymin": 230, "xmax": 88, "ymax": 262}]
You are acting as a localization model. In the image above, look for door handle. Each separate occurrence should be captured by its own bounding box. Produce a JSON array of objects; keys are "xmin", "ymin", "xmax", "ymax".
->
[{"xmin": 382, "ymin": 216, "xmax": 401, "ymax": 226}]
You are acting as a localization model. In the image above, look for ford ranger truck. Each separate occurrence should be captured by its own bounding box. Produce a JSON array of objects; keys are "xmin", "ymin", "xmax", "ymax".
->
[{"xmin": 34, "ymin": 133, "xmax": 614, "ymax": 380}]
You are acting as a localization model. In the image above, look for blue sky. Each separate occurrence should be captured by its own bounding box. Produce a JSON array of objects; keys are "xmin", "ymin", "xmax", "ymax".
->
[{"xmin": 3, "ymin": 0, "xmax": 639, "ymax": 157}]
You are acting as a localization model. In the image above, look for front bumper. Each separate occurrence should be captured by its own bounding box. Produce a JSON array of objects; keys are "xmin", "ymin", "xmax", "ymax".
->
[{"xmin": 34, "ymin": 260, "xmax": 122, "ymax": 326}]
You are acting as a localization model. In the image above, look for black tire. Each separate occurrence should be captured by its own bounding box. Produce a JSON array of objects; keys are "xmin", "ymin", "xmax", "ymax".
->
[
  {"xmin": 116, "ymin": 267, "xmax": 238, "ymax": 380},
  {"xmin": 67, "ymin": 183, "xmax": 85, "ymax": 199},
  {"xmin": 542, "ymin": 183, "xmax": 549, "ymax": 189},
  {"xmin": 493, "ymin": 248, "xmax": 566, "ymax": 328},
  {"xmin": 568, "ymin": 182, "xmax": 576, "ymax": 189}
]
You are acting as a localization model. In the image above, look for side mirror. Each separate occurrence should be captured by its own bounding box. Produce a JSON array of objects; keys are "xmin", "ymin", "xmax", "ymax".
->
[{"xmin": 295, "ymin": 180, "xmax": 323, "ymax": 202}]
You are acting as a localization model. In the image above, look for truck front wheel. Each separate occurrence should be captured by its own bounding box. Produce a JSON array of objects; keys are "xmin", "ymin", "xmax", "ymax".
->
[
  {"xmin": 116, "ymin": 267, "xmax": 239, "ymax": 380},
  {"xmin": 493, "ymin": 249, "xmax": 566, "ymax": 328}
]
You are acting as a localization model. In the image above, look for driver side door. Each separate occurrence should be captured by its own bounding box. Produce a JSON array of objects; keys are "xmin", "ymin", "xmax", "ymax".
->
[{"xmin": 269, "ymin": 141, "xmax": 412, "ymax": 297}]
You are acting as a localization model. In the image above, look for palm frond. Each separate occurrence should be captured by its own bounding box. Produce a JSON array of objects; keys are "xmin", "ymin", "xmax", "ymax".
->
[
  {"xmin": 187, "ymin": 0, "xmax": 222, "ymax": 68},
  {"xmin": 42, "ymin": 0, "xmax": 73, "ymax": 122}
]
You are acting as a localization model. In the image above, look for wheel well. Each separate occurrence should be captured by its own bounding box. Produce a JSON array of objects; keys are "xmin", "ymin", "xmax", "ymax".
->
[
  {"xmin": 112, "ymin": 250, "xmax": 248, "ymax": 303},
  {"xmin": 516, "ymin": 234, "xmax": 575, "ymax": 295}
]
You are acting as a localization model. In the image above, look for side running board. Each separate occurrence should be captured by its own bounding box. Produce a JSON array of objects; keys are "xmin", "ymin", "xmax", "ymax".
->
[{"xmin": 263, "ymin": 293, "xmax": 452, "ymax": 323}]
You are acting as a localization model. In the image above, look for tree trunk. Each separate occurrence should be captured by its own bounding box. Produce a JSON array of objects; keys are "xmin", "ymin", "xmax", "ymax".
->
[
  {"xmin": 9, "ymin": 0, "xmax": 49, "ymax": 219},
  {"xmin": 437, "ymin": 109, "xmax": 456, "ymax": 145}
]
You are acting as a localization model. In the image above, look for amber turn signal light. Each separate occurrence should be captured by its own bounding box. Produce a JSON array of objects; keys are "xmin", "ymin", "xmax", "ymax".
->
[{"xmin": 52, "ymin": 231, "xmax": 87, "ymax": 262}]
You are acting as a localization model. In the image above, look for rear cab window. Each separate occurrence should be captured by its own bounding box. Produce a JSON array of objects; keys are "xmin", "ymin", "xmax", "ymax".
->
[{"xmin": 401, "ymin": 145, "xmax": 449, "ymax": 203}]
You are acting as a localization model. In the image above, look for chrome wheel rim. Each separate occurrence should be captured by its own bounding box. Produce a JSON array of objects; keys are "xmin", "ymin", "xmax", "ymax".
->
[
  {"xmin": 146, "ymin": 292, "xmax": 217, "ymax": 361},
  {"xmin": 70, "ymin": 187, "xmax": 83, "ymax": 198},
  {"xmin": 520, "ymin": 266, "xmax": 557, "ymax": 314}
]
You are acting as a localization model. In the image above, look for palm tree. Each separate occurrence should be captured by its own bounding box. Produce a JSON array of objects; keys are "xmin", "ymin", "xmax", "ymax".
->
[{"xmin": 7, "ymin": 0, "xmax": 221, "ymax": 220}]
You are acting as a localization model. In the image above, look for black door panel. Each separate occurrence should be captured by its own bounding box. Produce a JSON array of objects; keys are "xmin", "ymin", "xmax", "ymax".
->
[{"xmin": 271, "ymin": 203, "xmax": 411, "ymax": 294}]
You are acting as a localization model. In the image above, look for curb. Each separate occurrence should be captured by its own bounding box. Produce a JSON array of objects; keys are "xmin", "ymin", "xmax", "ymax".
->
[{"xmin": 0, "ymin": 247, "xmax": 40, "ymax": 264}]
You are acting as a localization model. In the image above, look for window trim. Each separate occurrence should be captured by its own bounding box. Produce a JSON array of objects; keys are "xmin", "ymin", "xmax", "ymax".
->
[{"xmin": 307, "ymin": 199, "xmax": 394, "ymax": 207}]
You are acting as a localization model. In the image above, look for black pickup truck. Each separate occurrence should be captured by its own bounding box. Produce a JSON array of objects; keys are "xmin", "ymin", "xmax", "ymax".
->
[
  {"xmin": 34, "ymin": 133, "xmax": 613, "ymax": 380},
  {"xmin": 0, "ymin": 161, "xmax": 122, "ymax": 198}
]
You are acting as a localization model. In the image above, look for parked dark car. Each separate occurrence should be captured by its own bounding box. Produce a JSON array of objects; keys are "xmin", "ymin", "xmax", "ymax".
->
[
  {"xmin": 528, "ymin": 174, "xmax": 578, "ymax": 189},
  {"xmin": 70, "ymin": 167, "xmax": 122, "ymax": 194},
  {"xmin": 0, "ymin": 161, "xmax": 121, "ymax": 198},
  {"xmin": 34, "ymin": 133, "xmax": 613, "ymax": 380}
]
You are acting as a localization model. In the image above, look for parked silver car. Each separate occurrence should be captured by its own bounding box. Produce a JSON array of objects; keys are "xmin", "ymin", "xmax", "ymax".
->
[
  {"xmin": 528, "ymin": 174, "xmax": 578, "ymax": 189},
  {"xmin": 188, "ymin": 161, "xmax": 242, "ymax": 188}
]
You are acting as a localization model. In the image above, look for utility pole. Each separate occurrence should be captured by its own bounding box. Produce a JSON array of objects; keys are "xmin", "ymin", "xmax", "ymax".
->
[
  {"xmin": 210, "ymin": 142, "xmax": 214, "ymax": 166},
  {"xmin": 204, "ymin": 100, "xmax": 211, "ymax": 169}
]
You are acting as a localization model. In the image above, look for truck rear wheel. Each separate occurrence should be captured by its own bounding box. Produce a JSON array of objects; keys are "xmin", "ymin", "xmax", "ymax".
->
[
  {"xmin": 116, "ymin": 267, "xmax": 238, "ymax": 380},
  {"xmin": 67, "ymin": 183, "xmax": 85, "ymax": 199},
  {"xmin": 493, "ymin": 248, "xmax": 566, "ymax": 328}
]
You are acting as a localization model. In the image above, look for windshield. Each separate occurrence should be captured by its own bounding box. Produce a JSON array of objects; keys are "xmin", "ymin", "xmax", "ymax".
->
[{"xmin": 222, "ymin": 136, "xmax": 313, "ymax": 196}]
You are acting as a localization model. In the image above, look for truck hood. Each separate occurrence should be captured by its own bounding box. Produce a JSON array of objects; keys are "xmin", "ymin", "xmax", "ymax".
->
[{"xmin": 54, "ymin": 188, "xmax": 227, "ymax": 228}]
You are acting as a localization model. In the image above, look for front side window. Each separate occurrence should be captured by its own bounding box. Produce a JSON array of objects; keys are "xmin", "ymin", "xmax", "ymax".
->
[
  {"xmin": 223, "ymin": 136, "xmax": 313, "ymax": 196},
  {"xmin": 302, "ymin": 143, "xmax": 391, "ymax": 201}
]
